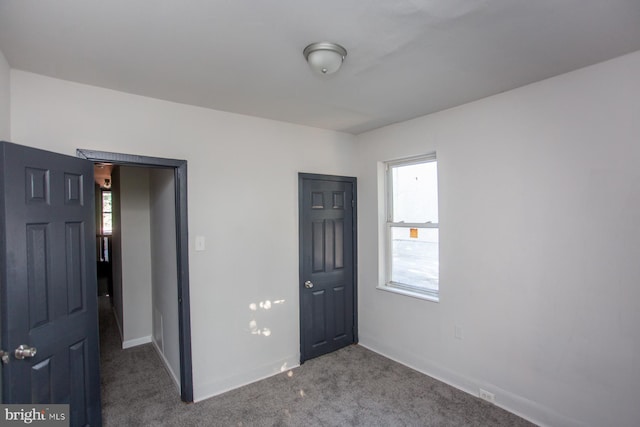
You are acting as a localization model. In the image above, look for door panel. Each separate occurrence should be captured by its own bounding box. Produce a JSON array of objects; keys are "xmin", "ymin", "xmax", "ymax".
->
[
  {"xmin": 299, "ymin": 174, "xmax": 357, "ymax": 362},
  {"xmin": 310, "ymin": 290, "xmax": 327, "ymax": 347},
  {"xmin": 26, "ymin": 223, "xmax": 51, "ymax": 328},
  {"xmin": 1, "ymin": 141, "xmax": 101, "ymax": 426},
  {"xmin": 66, "ymin": 222, "xmax": 85, "ymax": 314},
  {"xmin": 31, "ymin": 358, "xmax": 52, "ymax": 403}
]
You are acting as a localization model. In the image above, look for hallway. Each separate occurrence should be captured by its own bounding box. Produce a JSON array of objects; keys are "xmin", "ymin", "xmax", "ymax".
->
[{"xmin": 99, "ymin": 296, "xmax": 185, "ymax": 425}]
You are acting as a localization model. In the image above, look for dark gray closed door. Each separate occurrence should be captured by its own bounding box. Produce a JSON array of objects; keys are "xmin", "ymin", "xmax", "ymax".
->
[
  {"xmin": 299, "ymin": 174, "xmax": 357, "ymax": 362},
  {"xmin": 0, "ymin": 141, "xmax": 101, "ymax": 426}
]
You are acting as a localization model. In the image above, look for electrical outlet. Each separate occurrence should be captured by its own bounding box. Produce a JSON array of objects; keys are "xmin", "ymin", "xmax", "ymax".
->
[{"xmin": 479, "ymin": 389, "xmax": 495, "ymax": 403}]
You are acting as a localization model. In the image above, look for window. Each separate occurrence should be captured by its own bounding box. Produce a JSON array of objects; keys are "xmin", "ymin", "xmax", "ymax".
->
[
  {"xmin": 102, "ymin": 190, "xmax": 112, "ymax": 234},
  {"xmin": 384, "ymin": 154, "xmax": 439, "ymax": 300}
]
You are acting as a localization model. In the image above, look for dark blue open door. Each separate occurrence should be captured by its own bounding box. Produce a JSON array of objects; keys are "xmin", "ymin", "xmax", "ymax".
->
[
  {"xmin": 299, "ymin": 173, "xmax": 357, "ymax": 362},
  {"xmin": 0, "ymin": 141, "xmax": 101, "ymax": 426}
]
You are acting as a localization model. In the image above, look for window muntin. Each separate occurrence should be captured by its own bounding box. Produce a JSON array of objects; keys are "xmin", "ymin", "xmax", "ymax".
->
[{"xmin": 386, "ymin": 155, "xmax": 439, "ymax": 298}]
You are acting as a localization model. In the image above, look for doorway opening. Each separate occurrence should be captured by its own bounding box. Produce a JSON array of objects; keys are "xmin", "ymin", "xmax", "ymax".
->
[
  {"xmin": 94, "ymin": 164, "xmax": 113, "ymax": 298},
  {"xmin": 78, "ymin": 149, "xmax": 193, "ymax": 402}
]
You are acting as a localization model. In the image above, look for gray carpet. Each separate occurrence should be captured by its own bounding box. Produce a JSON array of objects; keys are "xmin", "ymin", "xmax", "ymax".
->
[{"xmin": 99, "ymin": 297, "xmax": 536, "ymax": 426}]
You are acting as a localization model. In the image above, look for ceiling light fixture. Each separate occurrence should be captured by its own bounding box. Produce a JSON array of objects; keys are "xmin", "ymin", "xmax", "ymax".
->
[{"xmin": 303, "ymin": 42, "xmax": 347, "ymax": 75}]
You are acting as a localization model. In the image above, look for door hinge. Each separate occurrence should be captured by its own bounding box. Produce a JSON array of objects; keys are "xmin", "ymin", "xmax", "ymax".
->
[{"xmin": 351, "ymin": 200, "xmax": 355, "ymax": 208}]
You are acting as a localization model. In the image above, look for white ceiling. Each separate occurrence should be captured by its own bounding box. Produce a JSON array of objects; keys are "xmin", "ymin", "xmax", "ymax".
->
[{"xmin": 1, "ymin": 0, "xmax": 639, "ymax": 134}]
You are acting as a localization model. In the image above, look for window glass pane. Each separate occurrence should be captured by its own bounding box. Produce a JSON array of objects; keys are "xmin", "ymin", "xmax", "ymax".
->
[
  {"xmin": 102, "ymin": 191, "xmax": 112, "ymax": 213},
  {"xmin": 102, "ymin": 213, "xmax": 112, "ymax": 234},
  {"xmin": 391, "ymin": 161, "xmax": 438, "ymax": 223},
  {"xmin": 390, "ymin": 226, "xmax": 439, "ymax": 292}
]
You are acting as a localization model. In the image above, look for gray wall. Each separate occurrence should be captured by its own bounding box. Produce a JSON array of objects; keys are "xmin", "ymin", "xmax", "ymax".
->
[
  {"xmin": 149, "ymin": 168, "xmax": 180, "ymax": 388},
  {"xmin": 111, "ymin": 164, "xmax": 180, "ymax": 376},
  {"xmin": 0, "ymin": 48, "xmax": 10, "ymax": 140},
  {"xmin": 119, "ymin": 166, "xmax": 153, "ymax": 347},
  {"xmin": 110, "ymin": 167, "xmax": 124, "ymax": 338}
]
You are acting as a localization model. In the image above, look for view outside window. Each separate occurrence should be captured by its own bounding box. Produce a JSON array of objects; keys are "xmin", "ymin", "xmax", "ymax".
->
[
  {"xmin": 387, "ymin": 158, "xmax": 439, "ymax": 295},
  {"xmin": 102, "ymin": 191, "xmax": 112, "ymax": 234}
]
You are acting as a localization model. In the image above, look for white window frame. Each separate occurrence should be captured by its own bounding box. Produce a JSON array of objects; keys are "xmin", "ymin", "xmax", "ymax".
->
[{"xmin": 379, "ymin": 153, "xmax": 439, "ymax": 302}]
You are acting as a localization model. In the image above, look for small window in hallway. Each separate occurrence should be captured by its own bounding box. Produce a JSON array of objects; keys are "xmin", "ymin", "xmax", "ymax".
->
[{"xmin": 102, "ymin": 190, "xmax": 112, "ymax": 234}]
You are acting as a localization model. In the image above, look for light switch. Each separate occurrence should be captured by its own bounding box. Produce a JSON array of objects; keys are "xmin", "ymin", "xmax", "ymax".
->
[
  {"xmin": 195, "ymin": 236, "xmax": 206, "ymax": 251},
  {"xmin": 454, "ymin": 325, "xmax": 463, "ymax": 340}
]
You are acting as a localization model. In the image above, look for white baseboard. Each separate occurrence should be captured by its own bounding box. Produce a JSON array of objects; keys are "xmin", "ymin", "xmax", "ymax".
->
[
  {"xmin": 358, "ymin": 333, "xmax": 581, "ymax": 427},
  {"xmin": 152, "ymin": 339, "xmax": 180, "ymax": 393},
  {"xmin": 193, "ymin": 355, "xmax": 300, "ymax": 403},
  {"xmin": 122, "ymin": 335, "xmax": 152, "ymax": 349}
]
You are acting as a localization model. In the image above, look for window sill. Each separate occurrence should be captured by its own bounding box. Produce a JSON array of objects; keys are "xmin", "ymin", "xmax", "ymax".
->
[{"xmin": 376, "ymin": 284, "xmax": 440, "ymax": 303}]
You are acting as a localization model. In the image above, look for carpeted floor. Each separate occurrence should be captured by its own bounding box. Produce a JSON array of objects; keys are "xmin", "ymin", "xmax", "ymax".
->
[{"xmin": 99, "ymin": 297, "xmax": 536, "ymax": 426}]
